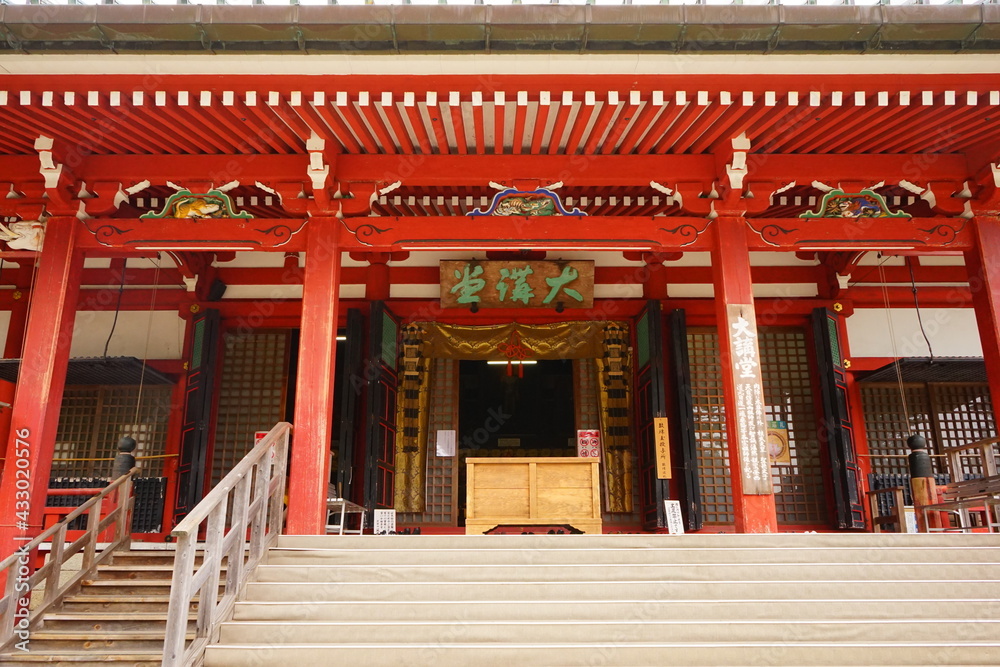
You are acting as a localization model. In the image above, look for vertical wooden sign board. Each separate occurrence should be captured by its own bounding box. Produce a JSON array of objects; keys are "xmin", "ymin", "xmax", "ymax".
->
[
  {"xmin": 654, "ymin": 417, "xmax": 671, "ymax": 479},
  {"xmin": 726, "ymin": 305, "xmax": 773, "ymax": 495}
]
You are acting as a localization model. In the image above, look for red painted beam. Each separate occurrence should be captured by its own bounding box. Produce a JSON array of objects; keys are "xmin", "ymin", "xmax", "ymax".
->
[
  {"xmin": 0, "ymin": 153, "xmax": 975, "ymax": 193},
  {"xmin": 208, "ymin": 264, "xmax": 839, "ymax": 287},
  {"xmin": 847, "ymin": 286, "xmax": 973, "ymax": 308}
]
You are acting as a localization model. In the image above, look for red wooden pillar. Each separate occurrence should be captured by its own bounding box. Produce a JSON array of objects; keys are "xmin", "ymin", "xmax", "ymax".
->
[
  {"xmin": 711, "ymin": 216, "xmax": 778, "ymax": 533},
  {"xmin": 287, "ymin": 219, "xmax": 341, "ymax": 534},
  {"xmin": 0, "ymin": 217, "xmax": 83, "ymax": 558},
  {"xmin": 641, "ymin": 253, "xmax": 668, "ymax": 301},
  {"xmin": 965, "ymin": 216, "xmax": 1000, "ymax": 413},
  {"xmin": 365, "ymin": 254, "xmax": 391, "ymax": 302}
]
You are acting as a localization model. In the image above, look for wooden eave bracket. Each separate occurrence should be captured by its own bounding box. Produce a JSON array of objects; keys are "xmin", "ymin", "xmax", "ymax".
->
[
  {"xmin": 77, "ymin": 180, "xmax": 131, "ymax": 219},
  {"xmin": 34, "ymin": 135, "xmax": 77, "ymax": 217},
  {"xmin": 0, "ymin": 181, "xmax": 46, "ymax": 221},
  {"xmin": 726, "ymin": 133, "xmax": 751, "ymax": 191},
  {"xmin": 899, "ymin": 179, "xmax": 969, "ymax": 217},
  {"xmin": 968, "ymin": 163, "xmax": 1000, "ymax": 217}
]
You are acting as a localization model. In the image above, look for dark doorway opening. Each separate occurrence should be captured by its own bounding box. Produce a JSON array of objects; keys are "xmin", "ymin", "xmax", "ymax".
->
[
  {"xmin": 457, "ymin": 359, "xmax": 576, "ymax": 525},
  {"xmin": 459, "ymin": 359, "xmax": 576, "ymax": 452}
]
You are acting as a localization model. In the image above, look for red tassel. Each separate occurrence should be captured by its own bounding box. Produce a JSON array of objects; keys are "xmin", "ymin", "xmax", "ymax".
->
[
  {"xmin": 518, "ymin": 362, "xmax": 524, "ymax": 379},
  {"xmin": 507, "ymin": 361, "xmax": 513, "ymax": 376}
]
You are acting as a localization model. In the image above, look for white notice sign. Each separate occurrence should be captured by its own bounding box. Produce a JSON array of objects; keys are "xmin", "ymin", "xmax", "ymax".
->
[
  {"xmin": 436, "ymin": 430, "xmax": 456, "ymax": 457},
  {"xmin": 576, "ymin": 430, "xmax": 601, "ymax": 458},
  {"xmin": 373, "ymin": 509, "xmax": 396, "ymax": 535},
  {"xmin": 664, "ymin": 500, "xmax": 685, "ymax": 535}
]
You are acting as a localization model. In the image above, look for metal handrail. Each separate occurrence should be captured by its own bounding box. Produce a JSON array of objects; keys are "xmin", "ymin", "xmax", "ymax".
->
[
  {"xmin": 162, "ymin": 422, "xmax": 291, "ymax": 667},
  {"xmin": 0, "ymin": 467, "xmax": 138, "ymax": 650}
]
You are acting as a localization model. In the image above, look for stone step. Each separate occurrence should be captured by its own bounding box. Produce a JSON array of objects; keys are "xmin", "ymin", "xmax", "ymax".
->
[
  {"xmin": 254, "ymin": 562, "xmax": 1000, "ymax": 583},
  {"xmin": 266, "ymin": 545, "xmax": 1000, "ymax": 566},
  {"xmin": 243, "ymin": 579, "xmax": 1000, "ymax": 603},
  {"xmin": 276, "ymin": 533, "xmax": 1000, "ymax": 550},
  {"xmin": 203, "ymin": 642, "xmax": 1000, "ymax": 667},
  {"xmin": 216, "ymin": 619, "xmax": 1000, "ymax": 645},
  {"xmin": 231, "ymin": 598, "xmax": 1000, "ymax": 623}
]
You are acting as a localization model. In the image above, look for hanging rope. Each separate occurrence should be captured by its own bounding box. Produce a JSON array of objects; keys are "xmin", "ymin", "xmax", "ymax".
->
[
  {"xmin": 907, "ymin": 257, "xmax": 935, "ymax": 363},
  {"xmin": 103, "ymin": 258, "xmax": 127, "ymax": 359},
  {"xmin": 878, "ymin": 257, "xmax": 912, "ymax": 431},
  {"xmin": 134, "ymin": 255, "xmax": 162, "ymax": 426}
]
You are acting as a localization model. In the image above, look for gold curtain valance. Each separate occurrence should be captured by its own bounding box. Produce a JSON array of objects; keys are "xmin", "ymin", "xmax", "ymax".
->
[{"xmin": 419, "ymin": 321, "xmax": 622, "ymax": 360}]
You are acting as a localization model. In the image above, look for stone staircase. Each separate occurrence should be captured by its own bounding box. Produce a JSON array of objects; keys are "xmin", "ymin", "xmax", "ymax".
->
[
  {"xmin": 0, "ymin": 546, "xmax": 194, "ymax": 665},
  {"xmin": 204, "ymin": 533, "xmax": 1000, "ymax": 667}
]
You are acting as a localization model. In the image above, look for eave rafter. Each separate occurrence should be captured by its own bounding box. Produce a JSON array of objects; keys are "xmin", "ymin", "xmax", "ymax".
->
[{"xmin": 3, "ymin": 72, "xmax": 997, "ymax": 256}]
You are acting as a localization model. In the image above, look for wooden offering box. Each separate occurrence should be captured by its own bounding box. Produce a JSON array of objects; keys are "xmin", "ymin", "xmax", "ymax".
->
[{"xmin": 465, "ymin": 457, "xmax": 602, "ymax": 535}]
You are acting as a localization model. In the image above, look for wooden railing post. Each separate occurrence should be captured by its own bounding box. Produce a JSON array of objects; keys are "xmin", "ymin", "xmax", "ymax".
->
[
  {"xmin": 41, "ymin": 525, "xmax": 66, "ymax": 608},
  {"xmin": 163, "ymin": 534, "xmax": 195, "ymax": 665},
  {"xmin": 161, "ymin": 422, "xmax": 291, "ymax": 667},
  {"xmin": 0, "ymin": 468, "xmax": 139, "ymax": 652}
]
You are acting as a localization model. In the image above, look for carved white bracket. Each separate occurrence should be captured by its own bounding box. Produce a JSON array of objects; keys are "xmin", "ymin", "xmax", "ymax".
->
[
  {"xmin": 182, "ymin": 275, "xmax": 197, "ymax": 292},
  {"xmin": 770, "ymin": 181, "xmax": 796, "ymax": 205},
  {"xmin": 307, "ymin": 132, "xmax": 330, "ymax": 192},
  {"xmin": 649, "ymin": 181, "xmax": 674, "ymax": 197},
  {"xmin": 726, "ymin": 133, "xmax": 750, "ymax": 190},
  {"xmin": 34, "ymin": 136, "xmax": 63, "ymax": 189},
  {"xmin": 379, "ymin": 181, "xmax": 402, "ymax": 197},
  {"xmin": 992, "ymin": 163, "xmax": 1000, "ymax": 187},
  {"xmin": 0, "ymin": 220, "xmax": 45, "ymax": 252}
]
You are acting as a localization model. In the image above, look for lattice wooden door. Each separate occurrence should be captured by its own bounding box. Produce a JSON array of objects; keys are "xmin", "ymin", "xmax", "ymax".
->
[
  {"xmin": 811, "ymin": 308, "xmax": 865, "ymax": 530},
  {"xmin": 634, "ymin": 300, "xmax": 669, "ymax": 530},
  {"xmin": 336, "ymin": 309, "xmax": 365, "ymax": 502},
  {"xmin": 667, "ymin": 308, "xmax": 702, "ymax": 531},
  {"xmin": 174, "ymin": 308, "xmax": 220, "ymax": 525},
  {"xmin": 363, "ymin": 302, "xmax": 400, "ymax": 512}
]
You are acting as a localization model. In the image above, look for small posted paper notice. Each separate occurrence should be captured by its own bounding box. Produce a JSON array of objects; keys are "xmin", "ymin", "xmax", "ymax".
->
[{"xmin": 664, "ymin": 500, "xmax": 685, "ymax": 535}]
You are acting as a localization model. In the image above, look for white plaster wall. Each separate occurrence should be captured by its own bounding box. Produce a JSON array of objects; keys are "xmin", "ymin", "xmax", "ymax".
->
[
  {"xmin": 847, "ymin": 308, "xmax": 982, "ymax": 359},
  {"xmin": 749, "ymin": 252, "xmax": 819, "ymax": 267},
  {"xmin": 70, "ymin": 311, "xmax": 185, "ymax": 360},
  {"xmin": 219, "ymin": 252, "xmax": 291, "ymax": 268}
]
